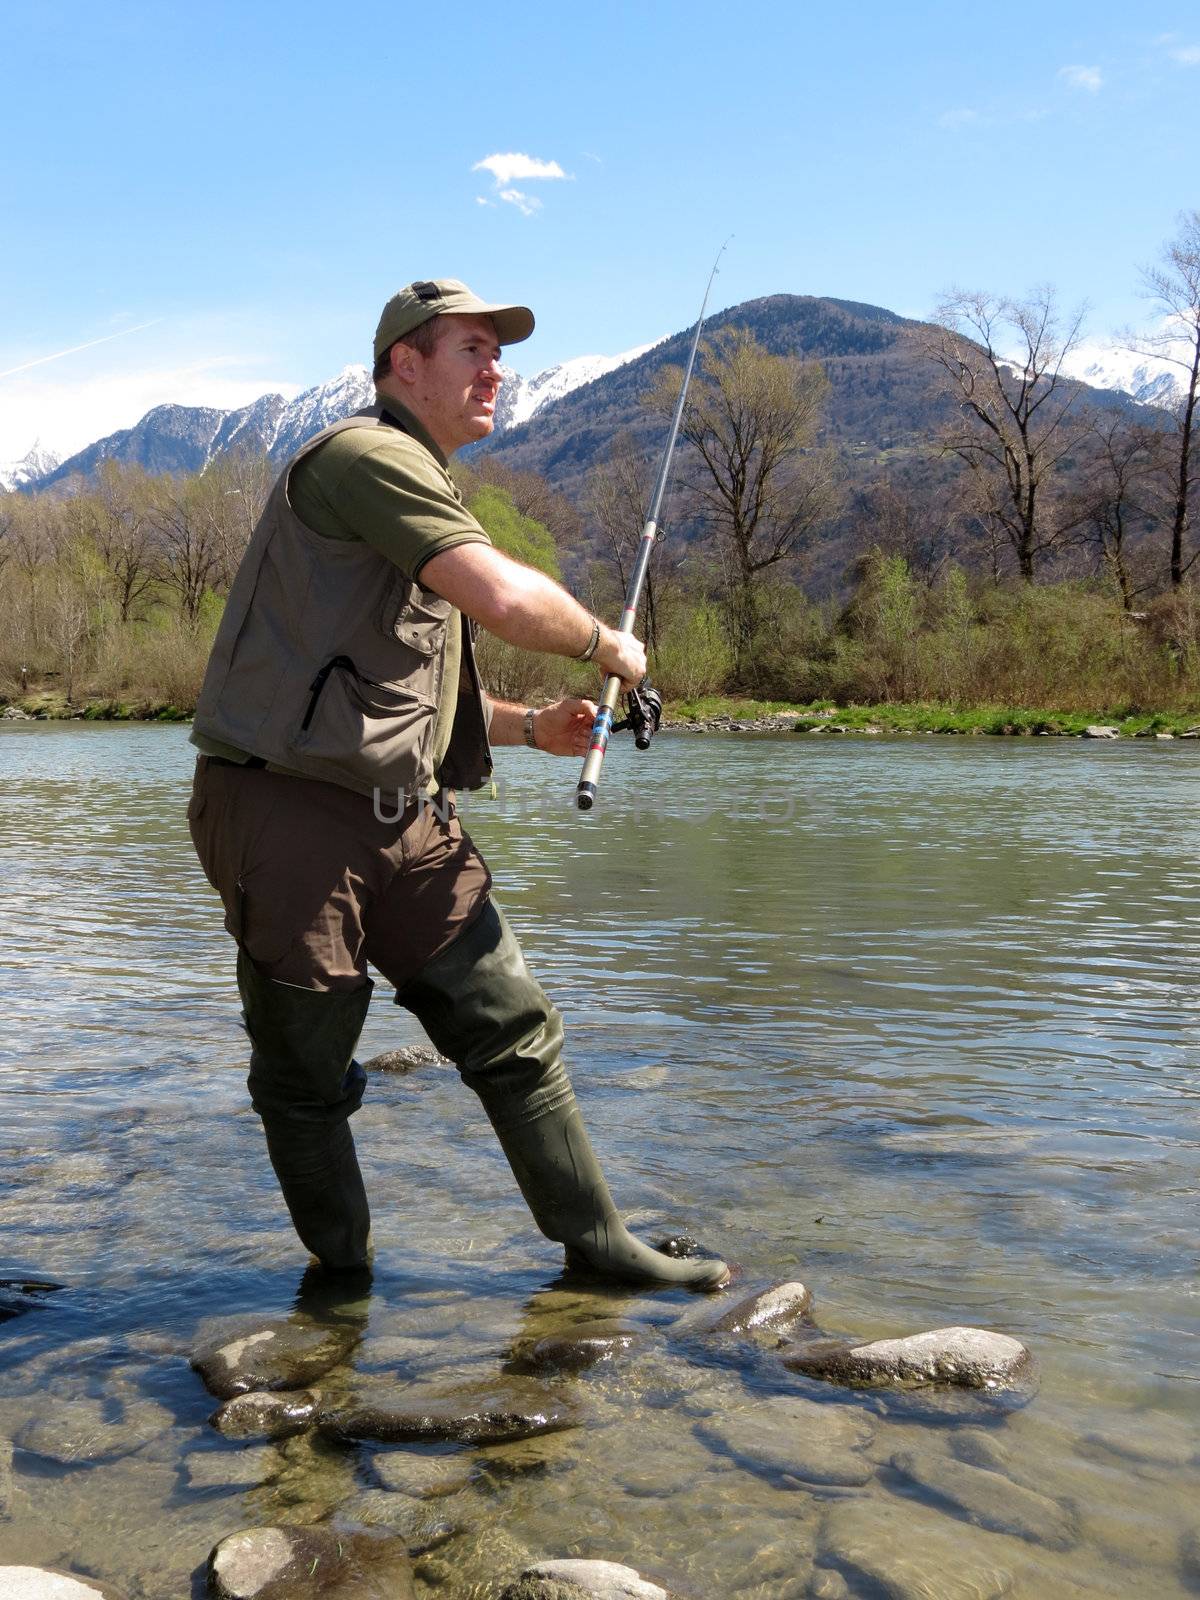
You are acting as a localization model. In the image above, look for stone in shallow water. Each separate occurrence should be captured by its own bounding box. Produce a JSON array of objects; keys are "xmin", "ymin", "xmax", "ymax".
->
[
  {"xmin": 14, "ymin": 1397, "xmax": 174, "ymax": 1465},
  {"xmin": 0, "ymin": 1435, "xmax": 12, "ymax": 1517},
  {"xmin": 707, "ymin": 1281, "xmax": 813, "ymax": 1337},
  {"xmin": 208, "ymin": 1525, "xmax": 415, "ymax": 1599},
  {"xmin": 362, "ymin": 1044, "xmax": 448, "ymax": 1073},
  {"xmin": 695, "ymin": 1394, "xmax": 874, "ymax": 1487},
  {"xmin": 209, "ymin": 1389, "xmax": 321, "ymax": 1441},
  {"xmin": 784, "ymin": 1326, "xmax": 1032, "ymax": 1390},
  {"xmin": 0, "ymin": 1572, "xmax": 125, "ymax": 1600},
  {"xmin": 502, "ymin": 1560, "xmax": 670, "ymax": 1600},
  {"xmin": 525, "ymin": 1320, "xmax": 641, "ymax": 1373},
  {"xmin": 371, "ymin": 1450, "xmax": 474, "ymax": 1497},
  {"xmin": 320, "ymin": 1377, "xmax": 583, "ymax": 1446},
  {"xmin": 816, "ymin": 1497, "xmax": 1013, "ymax": 1600},
  {"xmin": 890, "ymin": 1446, "xmax": 1075, "ymax": 1548},
  {"xmin": 185, "ymin": 1444, "xmax": 283, "ymax": 1491},
  {"xmin": 191, "ymin": 1320, "xmax": 358, "ymax": 1401}
]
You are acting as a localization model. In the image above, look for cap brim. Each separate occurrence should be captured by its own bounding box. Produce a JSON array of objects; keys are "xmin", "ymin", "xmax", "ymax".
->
[{"xmin": 479, "ymin": 303, "xmax": 535, "ymax": 345}]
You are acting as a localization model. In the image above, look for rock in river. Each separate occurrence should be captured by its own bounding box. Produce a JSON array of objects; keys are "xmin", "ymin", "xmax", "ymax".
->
[
  {"xmin": 815, "ymin": 1496, "xmax": 1013, "ymax": 1600},
  {"xmin": 890, "ymin": 1445, "xmax": 1075, "ymax": 1548},
  {"xmin": 320, "ymin": 1376, "xmax": 583, "ymax": 1446},
  {"xmin": 0, "ymin": 1573, "xmax": 125, "ymax": 1600},
  {"xmin": 524, "ymin": 1320, "xmax": 642, "ymax": 1373},
  {"xmin": 191, "ymin": 1320, "xmax": 358, "ymax": 1400},
  {"xmin": 695, "ymin": 1393, "xmax": 874, "ymax": 1487},
  {"xmin": 14, "ymin": 1397, "xmax": 174, "ymax": 1465},
  {"xmin": 209, "ymin": 1388, "xmax": 321, "ymax": 1441},
  {"xmin": 208, "ymin": 1525, "xmax": 414, "ymax": 1599},
  {"xmin": 784, "ymin": 1325, "xmax": 1032, "ymax": 1391},
  {"xmin": 1, "ymin": 1435, "xmax": 13, "ymax": 1518},
  {"xmin": 707, "ymin": 1281, "xmax": 813, "ymax": 1337},
  {"xmin": 501, "ymin": 1560, "xmax": 670, "ymax": 1600}
]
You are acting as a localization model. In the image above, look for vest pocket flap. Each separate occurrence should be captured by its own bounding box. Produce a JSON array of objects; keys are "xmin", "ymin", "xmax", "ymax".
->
[
  {"xmin": 296, "ymin": 659, "xmax": 436, "ymax": 793},
  {"xmin": 390, "ymin": 580, "xmax": 452, "ymax": 655}
]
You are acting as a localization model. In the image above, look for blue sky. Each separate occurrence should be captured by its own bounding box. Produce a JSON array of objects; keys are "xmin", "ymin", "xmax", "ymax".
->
[{"xmin": 1, "ymin": 0, "xmax": 1196, "ymax": 463}]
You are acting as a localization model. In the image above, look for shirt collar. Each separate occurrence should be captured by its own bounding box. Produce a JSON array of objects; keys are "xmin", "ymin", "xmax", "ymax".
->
[{"xmin": 371, "ymin": 392, "xmax": 449, "ymax": 469}]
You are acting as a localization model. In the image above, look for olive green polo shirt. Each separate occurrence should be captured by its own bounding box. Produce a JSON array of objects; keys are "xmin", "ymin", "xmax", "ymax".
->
[{"xmin": 191, "ymin": 399, "xmax": 491, "ymax": 781}]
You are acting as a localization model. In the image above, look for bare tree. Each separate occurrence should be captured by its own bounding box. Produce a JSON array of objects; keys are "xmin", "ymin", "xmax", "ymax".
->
[
  {"xmin": 849, "ymin": 476, "xmax": 971, "ymax": 585},
  {"xmin": 581, "ymin": 432, "xmax": 689, "ymax": 655},
  {"xmin": 1121, "ymin": 210, "xmax": 1200, "ymax": 588},
  {"xmin": 926, "ymin": 287, "xmax": 1088, "ymax": 580},
  {"xmin": 1062, "ymin": 411, "xmax": 1160, "ymax": 611},
  {"xmin": 651, "ymin": 329, "xmax": 837, "ymax": 680},
  {"xmin": 66, "ymin": 461, "xmax": 159, "ymax": 623},
  {"xmin": 149, "ymin": 476, "xmax": 227, "ymax": 625}
]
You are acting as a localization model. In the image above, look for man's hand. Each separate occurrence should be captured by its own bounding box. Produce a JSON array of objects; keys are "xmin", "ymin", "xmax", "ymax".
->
[
  {"xmin": 594, "ymin": 625, "xmax": 646, "ymax": 689},
  {"xmin": 531, "ymin": 697, "xmax": 599, "ymax": 756}
]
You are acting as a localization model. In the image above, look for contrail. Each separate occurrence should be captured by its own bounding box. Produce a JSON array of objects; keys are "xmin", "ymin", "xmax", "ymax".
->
[{"xmin": 0, "ymin": 319, "xmax": 162, "ymax": 380}]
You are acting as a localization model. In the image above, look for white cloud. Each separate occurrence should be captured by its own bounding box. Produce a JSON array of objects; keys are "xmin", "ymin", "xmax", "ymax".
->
[
  {"xmin": 1170, "ymin": 44, "xmax": 1200, "ymax": 64},
  {"xmin": 937, "ymin": 107, "xmax": 980, "ymax": 128},
  {"xmin": 1058, "ymin": 64, "xmax": 1104, "ymax": 91},
  {"xmin": 497, "ymin": 188, "xmax": 542, "ymax": 217},
  {"xmin": 472, "ymin": 152, "xmax": 567, "ymax": 185}
]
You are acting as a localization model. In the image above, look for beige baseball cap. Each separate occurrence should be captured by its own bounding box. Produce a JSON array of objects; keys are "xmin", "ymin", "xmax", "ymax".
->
[{"xmin": 373, "ymin": 278, "xmax": 535, "ymax": 360}]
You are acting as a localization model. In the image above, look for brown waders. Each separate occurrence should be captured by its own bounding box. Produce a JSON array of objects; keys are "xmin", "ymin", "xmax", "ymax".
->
[{"xmin": 189, "ymin": 757, "xmax": 728, "ymax": 1290}]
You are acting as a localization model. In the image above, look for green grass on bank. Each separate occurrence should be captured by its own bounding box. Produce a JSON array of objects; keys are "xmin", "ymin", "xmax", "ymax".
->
[
  {"xmin": 3, "ymin": 690, "xmax": 1198, "ymax": 738},
  {"xmin": 667, "ymin": 697, "xmax": 1200, "ymax": 737}
]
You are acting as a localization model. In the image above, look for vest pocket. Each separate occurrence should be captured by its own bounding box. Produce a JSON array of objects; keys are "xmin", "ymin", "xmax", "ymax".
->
[{"xmin": 296, "ymin": 656, "xmax": 436, "ymax": 794}]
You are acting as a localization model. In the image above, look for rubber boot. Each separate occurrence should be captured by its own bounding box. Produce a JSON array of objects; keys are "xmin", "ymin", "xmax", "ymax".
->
[
  {"xmin": 397, "ymin": 903, "xmax": 728, "ymax": 1291},
  {"xmin": 239, "ymin": 949, "xmax": 374, "ymax": 1271}
]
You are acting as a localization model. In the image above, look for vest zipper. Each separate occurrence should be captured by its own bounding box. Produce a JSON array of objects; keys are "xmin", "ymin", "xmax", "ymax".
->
[{"xmin": 302, "ymin": 655, "xmax": 368, "ymax": 731}]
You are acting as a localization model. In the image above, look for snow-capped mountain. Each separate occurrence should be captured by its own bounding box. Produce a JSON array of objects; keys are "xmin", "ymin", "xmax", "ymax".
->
[
  {"xmin": 0, "ymin": 440, "xmax": 61, "ymax": 492},
  {"xmin": 1062, "ymin": 340, "xmax": 1183, "ymax": 408},
  {"xmin": 21, "ymin": 341, "xmax": 657, "ymax": 491},
  {"xmin": 501, "ymin": 342, "xmax": 662, "ymax": 430}
]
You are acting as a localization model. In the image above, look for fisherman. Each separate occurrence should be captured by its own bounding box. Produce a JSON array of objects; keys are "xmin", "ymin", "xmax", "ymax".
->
[{"xmin": 187, "ymin": 278, "xmax": 728, "ymax": 1291}]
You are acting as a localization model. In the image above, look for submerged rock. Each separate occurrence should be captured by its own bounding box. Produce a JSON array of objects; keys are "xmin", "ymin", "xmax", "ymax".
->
[
  {"xmin": 185, "ymin": 1444, "xmax": 283, "ymax": 1491},
  {"xmin": 695, "ymin": 1393, "xmax": 874, "ymax": 1487},
  {"xmin": 14, "ymin": 1397, "xmax": 173, "ymax": 1465},
  {"xmin": 208, "ymin": 1525, "xmax": 415, "ymax": 1599},
  {"xmin": 191, "ymin": 1320, "xmax": 358, "ymax": 1401},
  {"xmin": 816, "ymin": 1497, "xmax": 1013, "ymax": 1600},
  {"xmin": 784, "ymin": 1326, "xmax": 1032, "ymax": 1391},
  {"xmin": 525, "ymin": 1320, "xmax": 641, "ymax": 1373},
  {"xmin": 371, "ymin": 1451, "xmax": 474, "ymax": 1497},
  {"xmin": 362, "ymin": 1044, "xmax": 448, "ymax": 1074},
  {"xmin": 890, "ymin": 1446, "xmax": 1075, "ymax": 1547},
  {"xmin": 501, "ymin": 1560, "xmax": 670, "ymax": 1600},
  {"xmin": 707, "ymin": 1281, "xmax": 813, "ymax": 1337},
  {"xmin": 0, "ymin": 1436, "xmax": 12, "ymax": 1518},
  {"xmin": 320, "ymin": 1377, "xmax": 583, "ymax": 1446},
  {"xmin": 0, "ymin": 1572, "xmax": 125, "ymax": 1600},
  {"xmin": 0, "ymin": 1278, "xmax": 65, "ymax": 1324},
  {"xmin": 209, "ymin": 1389, "xmax": 321, "ymax": 1441}
]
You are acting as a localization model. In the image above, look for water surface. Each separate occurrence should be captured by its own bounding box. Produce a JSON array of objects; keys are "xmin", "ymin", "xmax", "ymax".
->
[{"xmin": 1, "ymin": 724, "xmax": 1198, "ymax": 1597}]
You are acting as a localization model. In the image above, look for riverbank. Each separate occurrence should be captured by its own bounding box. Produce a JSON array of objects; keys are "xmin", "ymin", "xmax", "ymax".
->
[
  {"xmin": 667, "ymin": 697, "xmax": 1200, "ymax": 738},
  {"xmin": 5, "ymin": 690, "xmax": 1200, "ymax": 738}
]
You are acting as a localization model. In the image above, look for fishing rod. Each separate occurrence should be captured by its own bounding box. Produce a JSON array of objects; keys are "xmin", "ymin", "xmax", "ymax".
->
[{"xmin": 575, "ymin": 241, "xmax": 729, "ymax": 812}]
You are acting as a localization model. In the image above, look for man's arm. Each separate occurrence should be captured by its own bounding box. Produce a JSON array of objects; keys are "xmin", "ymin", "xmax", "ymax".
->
[
  {"xmin": 488, "ymin": 697, "xmax": 598, "ymax": 756},
  {"xmin": 420, "ymin": 542, "xmax": 646, "ymax": 687}
]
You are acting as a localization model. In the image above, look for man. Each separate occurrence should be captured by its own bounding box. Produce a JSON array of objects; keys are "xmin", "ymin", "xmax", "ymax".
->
[{"xmin": 187, "ymin": 278, "xmax": 728, "ymax": 1293}]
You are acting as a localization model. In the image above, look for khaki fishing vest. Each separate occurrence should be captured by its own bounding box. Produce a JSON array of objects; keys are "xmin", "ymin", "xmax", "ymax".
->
[{"xmin": 192, "ymin": 408, "xmax": 493, "ymax": 800}]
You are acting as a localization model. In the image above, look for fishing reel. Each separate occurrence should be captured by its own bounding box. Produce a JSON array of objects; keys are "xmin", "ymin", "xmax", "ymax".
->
[{"xmin": 613, "ymin": 683, "xmax": 663, "ymax": 751}]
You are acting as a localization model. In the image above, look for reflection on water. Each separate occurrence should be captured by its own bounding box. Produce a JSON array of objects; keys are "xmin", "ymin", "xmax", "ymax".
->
[{"xmin": 1, "ymin": 724, "xmax": 1199, "ymax": 1597}]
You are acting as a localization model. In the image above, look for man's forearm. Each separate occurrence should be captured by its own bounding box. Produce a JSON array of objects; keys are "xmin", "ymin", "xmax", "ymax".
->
[{"xmin": 489, "ymin": 701, "xmax": 533, "ymax": 747}]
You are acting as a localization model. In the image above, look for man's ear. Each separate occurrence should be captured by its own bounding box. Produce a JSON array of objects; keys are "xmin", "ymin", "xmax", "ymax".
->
[{"xmin": 388, "ymin": 341, "xmax": 419, "ymax": 390}]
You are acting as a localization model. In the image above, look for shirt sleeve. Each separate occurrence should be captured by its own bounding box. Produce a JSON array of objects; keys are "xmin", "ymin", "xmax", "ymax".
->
[{"xmin": 291, "ymin": 432, "xmax": 492, "ymax": 580}]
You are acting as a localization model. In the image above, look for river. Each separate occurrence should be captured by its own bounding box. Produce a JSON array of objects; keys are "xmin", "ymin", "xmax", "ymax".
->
[{"xmin": 1, "ymin": 723, "xmax": 1198, "ymax": 1597}]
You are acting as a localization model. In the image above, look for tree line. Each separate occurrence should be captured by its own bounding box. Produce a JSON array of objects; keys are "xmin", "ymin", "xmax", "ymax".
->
[{"xmin": 1, "ymin": 212, "xmax": 1197, "ymax": 716}]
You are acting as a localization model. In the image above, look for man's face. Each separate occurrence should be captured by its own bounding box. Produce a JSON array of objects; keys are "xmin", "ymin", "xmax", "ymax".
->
[{"xmin": 406, "ymin": 313, "xmax": 503, "ymax": 454}]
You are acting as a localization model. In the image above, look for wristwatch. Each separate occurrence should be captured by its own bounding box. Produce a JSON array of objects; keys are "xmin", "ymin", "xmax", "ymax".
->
[{"xmin": 523, "ymin": 708, "xmax": 538, "ymax": 749}]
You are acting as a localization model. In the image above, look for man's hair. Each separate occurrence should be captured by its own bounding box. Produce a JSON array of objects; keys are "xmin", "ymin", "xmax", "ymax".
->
[{"xmin": 372, "ymin": 314, "xmax": 445, "ymax": 381}]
